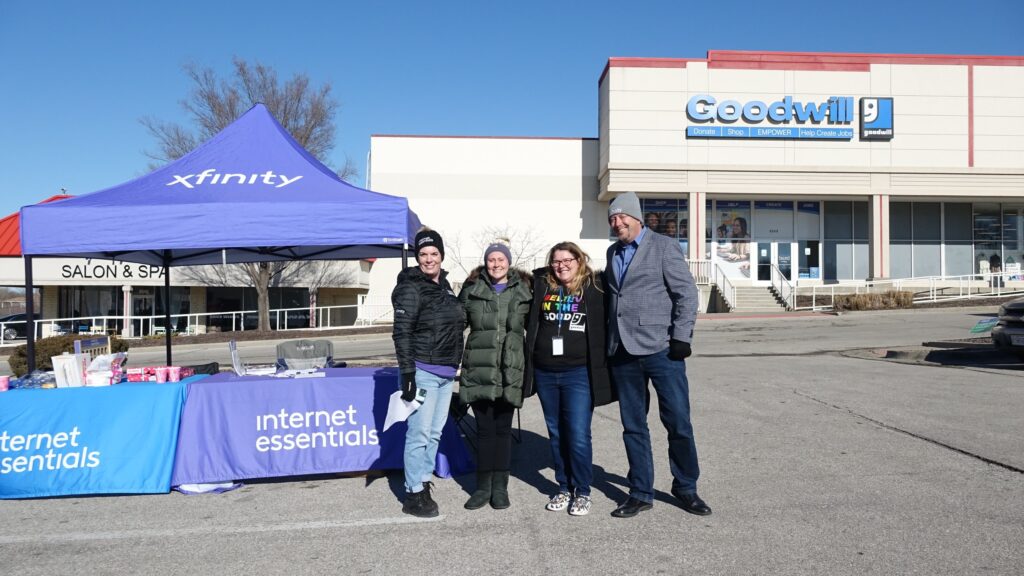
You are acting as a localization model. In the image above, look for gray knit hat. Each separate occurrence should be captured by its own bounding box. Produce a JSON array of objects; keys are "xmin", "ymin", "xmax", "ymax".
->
[
  {"xmin": 608, "ymin": 192, "xmax": 643, "ymax": 222},
  {"xmin": 484, "ymin": 242, "xmax": 512, "ymax": 265}
]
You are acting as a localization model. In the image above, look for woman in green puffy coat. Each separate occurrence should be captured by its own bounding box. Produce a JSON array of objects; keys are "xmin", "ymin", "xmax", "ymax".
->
[{"xmin": 457, "ymin": 242, "xmax": 532, "ymax": 510}]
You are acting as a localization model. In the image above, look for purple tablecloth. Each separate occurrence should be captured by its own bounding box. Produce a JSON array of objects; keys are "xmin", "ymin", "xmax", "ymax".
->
[{"xmin": 170, "ymin": 368, "xmax": 473, "ymax": 485}]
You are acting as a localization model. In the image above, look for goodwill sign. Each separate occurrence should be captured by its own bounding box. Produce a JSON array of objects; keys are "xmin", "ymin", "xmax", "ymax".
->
[{"xmin": 685, "ymin": 94, "xmax": 894, "ymax": 141}]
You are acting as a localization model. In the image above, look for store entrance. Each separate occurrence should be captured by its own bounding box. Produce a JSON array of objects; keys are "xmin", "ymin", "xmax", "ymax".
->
[
  {"xmin": 132, "ymin": 288, "xmax": 154, "ymax": 335},
  {"xmin": 753, "ymin": 241, "xmax": 796, "ymax": 285}
]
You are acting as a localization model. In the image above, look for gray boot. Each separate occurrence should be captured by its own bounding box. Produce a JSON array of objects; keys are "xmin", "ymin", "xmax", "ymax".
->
[
  {"xmin": 490, "ymin": 471, "xmax": 511, "ymax": 509},
  {"xmin": 464, "ymin": 471, "xmax": 493, "ymax": 510}
]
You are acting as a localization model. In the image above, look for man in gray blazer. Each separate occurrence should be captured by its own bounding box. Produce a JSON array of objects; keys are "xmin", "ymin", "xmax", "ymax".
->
[{"xmin": 605, "ymin": 191, "xmax": 710, "ymax": 518}]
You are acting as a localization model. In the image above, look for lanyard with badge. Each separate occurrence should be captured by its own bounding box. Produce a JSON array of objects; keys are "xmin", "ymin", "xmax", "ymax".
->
[{"xmin": 551, "ymin": 286, "xmax": 564, "ymax": 356}]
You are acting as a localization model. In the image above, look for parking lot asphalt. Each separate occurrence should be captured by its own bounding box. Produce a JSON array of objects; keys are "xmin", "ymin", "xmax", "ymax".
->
[{"xmin": 1, "ymin": 306, "xmax": 1022, "ymax": 575}]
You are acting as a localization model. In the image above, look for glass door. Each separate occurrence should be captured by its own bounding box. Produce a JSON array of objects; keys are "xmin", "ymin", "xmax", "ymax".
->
[{"xmin": 754, "ymin": 242, "xmax": 797, "ymax": 285}]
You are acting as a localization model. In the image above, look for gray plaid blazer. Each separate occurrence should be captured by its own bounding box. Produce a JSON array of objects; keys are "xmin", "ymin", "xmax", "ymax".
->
[{"xmin": 605, "ymin": 228, "xmax": 699, "ymax": 356}]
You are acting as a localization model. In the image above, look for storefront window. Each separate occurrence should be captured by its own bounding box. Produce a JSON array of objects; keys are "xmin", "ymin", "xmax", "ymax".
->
[
  {"xmin": 824, "ymin": 201, "xmax": 869, "ymax": 280},
  {"xmin": 705, "ymin": 199, "xmax": 713, "ymax": 259},
  {"xmin": 714, "ymin": 201, "xmax": 752, "ymax": 280},
  {"xmin": 641, "ymin": 198, "xmax": 687, "ymax": 239},
  {"xmin": 797, "ymin": 202, "xmax": 820, "ymax": 279},
  {"xmin": 974, "ymin": 203, "xmax": 1001, "ymax": 275},
  {"xmin": 207, "ymin": 287, "xmax": 309, "ymax": 331},
  {"xmin": 1003, "ymin": 205, "xmax": 1023, "ymax": 279},
  {"xmin": 945, "ymin": 203, "xmax": 973, "ymax": 277},
  {"xmin": 58, "ymin": 286, "xmax": 121, "ymax": 320},
  {"xmin": 912, "ymin": 203, "xmax": 941, "ymax": 277}
]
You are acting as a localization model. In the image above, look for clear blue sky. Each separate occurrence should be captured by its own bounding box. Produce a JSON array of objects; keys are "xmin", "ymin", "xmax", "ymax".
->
[{"xmin": 2, "ymin": 0, "xmax": 1021, "ymax": 212}]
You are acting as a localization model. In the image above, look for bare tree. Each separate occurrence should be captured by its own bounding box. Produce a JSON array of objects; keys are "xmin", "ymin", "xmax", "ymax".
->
[
  {"xmin": 143, "ymin": 58, "xmax": 359, "ymax": 331},
  {"xmin": 446, "ymin": 225, "xmax": 548, "ymax": 278},
  {"xmin": 175, "ymin": 260, "xmax": 357, "ymax": 331},
  {"xmin": 142, "ymin": 58, "xmax": 356, "ymax": 179}
]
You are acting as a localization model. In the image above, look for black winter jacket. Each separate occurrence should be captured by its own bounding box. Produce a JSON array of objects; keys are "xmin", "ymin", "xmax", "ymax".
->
[
  {"xmin": 391, "ymin": 266, "xmax": 466, "ymax": 375},
  {"xmin": 524, "ymin": 268, "xmax": 615, "ymax": 407}
]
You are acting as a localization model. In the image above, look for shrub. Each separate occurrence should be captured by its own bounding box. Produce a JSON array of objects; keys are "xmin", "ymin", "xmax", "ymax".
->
[
  {"xmin": 8, "ymin": 335, "xmax": 130, "ymax": 377},
  {"xmin": 832, "ymin": 290, "xmax": 914, "ymax": 312}
]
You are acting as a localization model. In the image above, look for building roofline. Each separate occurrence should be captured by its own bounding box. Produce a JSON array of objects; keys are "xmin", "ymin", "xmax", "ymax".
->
[
  {"xmin": 599, "ymin": 50, "xmax": 1024, "ymax": 83},
  {"xmin": 371, "ymin": 134, "xmax": 597, "ymax": 141}
]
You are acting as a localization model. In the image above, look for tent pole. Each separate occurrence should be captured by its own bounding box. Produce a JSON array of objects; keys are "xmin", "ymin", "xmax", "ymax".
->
[
  {"xmin": 24, "ymin": 256, "xmax": 36, "ymax": 374},
  {"xmin": 401, "ymin": 245, "xmax": 407, "ymax": 269},
  {"xmin": 163, "ymin": 251, "xmax": 172, "ymax": 366}
]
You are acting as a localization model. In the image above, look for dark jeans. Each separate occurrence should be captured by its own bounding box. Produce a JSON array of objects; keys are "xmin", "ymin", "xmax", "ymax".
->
[
  {"xmin": 610, "ymin": 347, "xmax": 699, "ymax": 503},
  {"xmin": 534, "ymin": 365, "xmax": 593, "ymax": 497},
  {"xmin": 470, "ymin": 399, "xmax": 515, "ymax": 472}
]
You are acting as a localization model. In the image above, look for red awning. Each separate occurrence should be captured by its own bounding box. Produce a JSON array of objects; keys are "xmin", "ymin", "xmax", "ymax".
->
[{"xmin": 0, "ymin": 195, "xmax": 73, "ymax": 256}]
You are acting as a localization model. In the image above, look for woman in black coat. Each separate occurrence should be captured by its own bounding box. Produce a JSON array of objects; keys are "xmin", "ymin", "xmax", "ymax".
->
[{"xmin": 524, "ymin": 241, "xmax": 614, "ymax": 517}]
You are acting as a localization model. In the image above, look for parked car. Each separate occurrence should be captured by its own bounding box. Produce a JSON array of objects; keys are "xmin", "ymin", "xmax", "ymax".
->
[
  {"xmin": 991, "ymin": 297, "xmax": 1024, "ymax": 357},
  {"xmin": 0, "ymin": 313, "xmax": 27, "ymax": 340}
]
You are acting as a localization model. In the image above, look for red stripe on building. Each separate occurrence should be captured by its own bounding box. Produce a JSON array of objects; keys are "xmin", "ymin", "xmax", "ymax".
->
[
  {"xmin": 603, "ymin": 51, "xmax": 1024, "ymax": 77},
  {"xmin": 968, "ymin": 65, "xmax": 975, "ymax": 168}
]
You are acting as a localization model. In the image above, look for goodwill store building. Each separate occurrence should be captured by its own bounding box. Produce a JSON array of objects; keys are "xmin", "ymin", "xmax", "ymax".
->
[{"xmin": 367, "ymin": 50, "xmax": 1024, "ymax": 306}]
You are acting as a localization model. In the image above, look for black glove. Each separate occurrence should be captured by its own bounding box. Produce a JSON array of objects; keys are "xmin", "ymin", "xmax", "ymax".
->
[
  {"xmin": 400, "ymin": 372, "xmax": 417, "ymax": 402},
  {"xmin": 668, "ymin": 340, "xmax": 692, "ymax": 361}
]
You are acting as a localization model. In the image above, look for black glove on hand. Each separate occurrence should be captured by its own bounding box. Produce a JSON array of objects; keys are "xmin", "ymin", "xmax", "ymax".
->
[
  {"xmin": 400, "ymin": 372, "xmax": 417, "ymax": 402},
  {"xmin": 668, "ymin": 340, "xmax": 692, "ymax": 361}
]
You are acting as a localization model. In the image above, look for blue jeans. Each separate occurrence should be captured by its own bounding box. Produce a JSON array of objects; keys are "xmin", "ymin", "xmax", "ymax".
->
[
  {"xmin": 534, "ymin": 366, "xmax": 593, "ymax": 497},
  {"xmin": 610, "ymin": 348, "xmax": 699, "ymax": 503},
  {"xmin": 404, "ymin": 369, "xmax": 454, "ymax": 493}
]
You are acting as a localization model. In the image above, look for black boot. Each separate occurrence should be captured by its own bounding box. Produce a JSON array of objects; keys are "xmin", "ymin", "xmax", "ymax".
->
[
  {"xmin": 464, "ymin": 471, "xmax": 493, "ymax": 510},
  {"xmin": 402, "ymin": 484, "xmax": 439, "ymax": 518},
  {"xmin": 490, "ymin": 471, "xmax": 510, "ymax": 509}
]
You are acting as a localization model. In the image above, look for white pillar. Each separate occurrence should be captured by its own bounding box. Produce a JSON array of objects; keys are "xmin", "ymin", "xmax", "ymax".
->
[
  {"xmin": 121, "ymin": 285, "xmax": 133, "ymax": 337},
  {"xmin": 870, "ymin": 194, "xmax": 890, "ymax": 279},
  {"xmin": 688, "ymin": 191, "xmax": 706, "ymax": 261}
]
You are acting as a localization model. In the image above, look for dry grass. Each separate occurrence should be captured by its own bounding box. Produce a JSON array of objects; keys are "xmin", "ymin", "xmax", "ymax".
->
[{"xmin": 832, "ymin": 290, "xmax": 915, "ymax": 312}]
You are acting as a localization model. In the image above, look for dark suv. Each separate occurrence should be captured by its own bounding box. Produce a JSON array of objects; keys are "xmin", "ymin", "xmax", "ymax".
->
[
  {"xmin": 991, "ymin": 297, "xmax": 1024, "ymax": 357},
  {"xmin": 0, "ymin": 313, "xmax": 27, "ymax": 340}
]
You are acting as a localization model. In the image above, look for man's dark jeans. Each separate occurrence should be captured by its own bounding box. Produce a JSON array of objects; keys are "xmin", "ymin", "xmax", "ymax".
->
[{"xmin": 610, "ymin": 347, "xmax": 699, "ymax": 503}]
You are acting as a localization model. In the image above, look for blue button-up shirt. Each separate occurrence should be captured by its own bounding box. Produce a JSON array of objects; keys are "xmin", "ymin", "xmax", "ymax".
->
[{"xmin": 612, "ymin": 226, "xmax": 647, "ymax": 286}]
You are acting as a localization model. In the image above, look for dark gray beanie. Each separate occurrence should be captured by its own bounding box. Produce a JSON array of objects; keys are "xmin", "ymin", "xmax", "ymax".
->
[
  {"xmin": 484, "ymin": 243, "xmax": 512, "ymax": 265},
  {"xmin": 608, "ymin": 192, "xmax": 642, "ymax": 222}
]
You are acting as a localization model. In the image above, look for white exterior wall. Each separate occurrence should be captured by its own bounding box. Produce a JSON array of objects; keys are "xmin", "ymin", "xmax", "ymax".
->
[
  {"xmin": 600, "ymin": 58, "xmax": 1024, "ymax": 204},
  {"xmin": 974, "ymin": 65, "xmax": 1024, "ymax": 167},
  {"xmin": 368, "ymin": 136, "xmax": 605, "ymax": 301}
]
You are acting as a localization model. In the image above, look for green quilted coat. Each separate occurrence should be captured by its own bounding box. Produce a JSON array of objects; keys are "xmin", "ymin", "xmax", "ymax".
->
[{"xmin": 457, "ymin": 266, "xmax": 533, "ymax": 407}]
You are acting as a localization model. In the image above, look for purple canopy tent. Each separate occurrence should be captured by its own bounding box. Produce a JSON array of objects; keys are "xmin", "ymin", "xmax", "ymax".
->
[{"xmin": 19, "ymin": 104, "xmax": 420, "ymax": 370}]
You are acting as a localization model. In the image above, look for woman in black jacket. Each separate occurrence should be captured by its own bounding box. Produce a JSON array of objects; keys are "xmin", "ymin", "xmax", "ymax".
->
[
  {"xmin": 524, "ymin": 241, "xmax": 614, "ymax": 517},
  {"xmin": 391, "ymin": 228, "xmax": 466, "ymax": 518}
]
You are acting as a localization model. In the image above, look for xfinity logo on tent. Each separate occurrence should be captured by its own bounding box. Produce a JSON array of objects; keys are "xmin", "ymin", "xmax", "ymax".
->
[{"xmin": 166, "ymin": 169, "xmax": 303, "ymax": 189}]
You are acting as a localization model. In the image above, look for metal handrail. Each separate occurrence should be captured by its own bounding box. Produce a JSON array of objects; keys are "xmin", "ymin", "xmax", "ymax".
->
[
  {"xmin": 793, "ymin": 270, "xmax": 1022, "ymax": 311},
  {"xmin": 712, "ymin": 263, "xmax": 737, "ymax": 311},
  {"xmin": 768, "ymin": 264, "xmax": 796, "ymax": 310}
]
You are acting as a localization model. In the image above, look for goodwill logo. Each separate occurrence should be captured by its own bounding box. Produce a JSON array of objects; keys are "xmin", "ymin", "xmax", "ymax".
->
[
  {"xmin": 167, "ymin": 168, "xmax": 303, "ymax": 189},
  {"xmin": 254, "ymin": 405, "xmax": 378, "ymax": 453},
  {"xmin": 0, "ymin": 427, "xmax": 101, "ymax": 475},
  {"xmin": 685, "ymin": 94, "xmax": 894, "ymax": 141},
  {"xmin": 860, "ymin": 97, "xmax": 894, "ymax": 140}
]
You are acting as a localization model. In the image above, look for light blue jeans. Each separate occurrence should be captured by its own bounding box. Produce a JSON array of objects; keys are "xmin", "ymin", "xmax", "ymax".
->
[{"xmin": 404, "ymin": 369, "xmax": 454, "ymax": 493}]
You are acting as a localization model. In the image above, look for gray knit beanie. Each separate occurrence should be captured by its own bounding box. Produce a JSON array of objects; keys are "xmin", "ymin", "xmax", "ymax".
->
[
  {"xmin": 608, "ymin": 192, "xmax": 643, "ymax": 222},
  {"xmin": 484, "ymin": 242, "xmax": 512, "ymax": 265}
]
